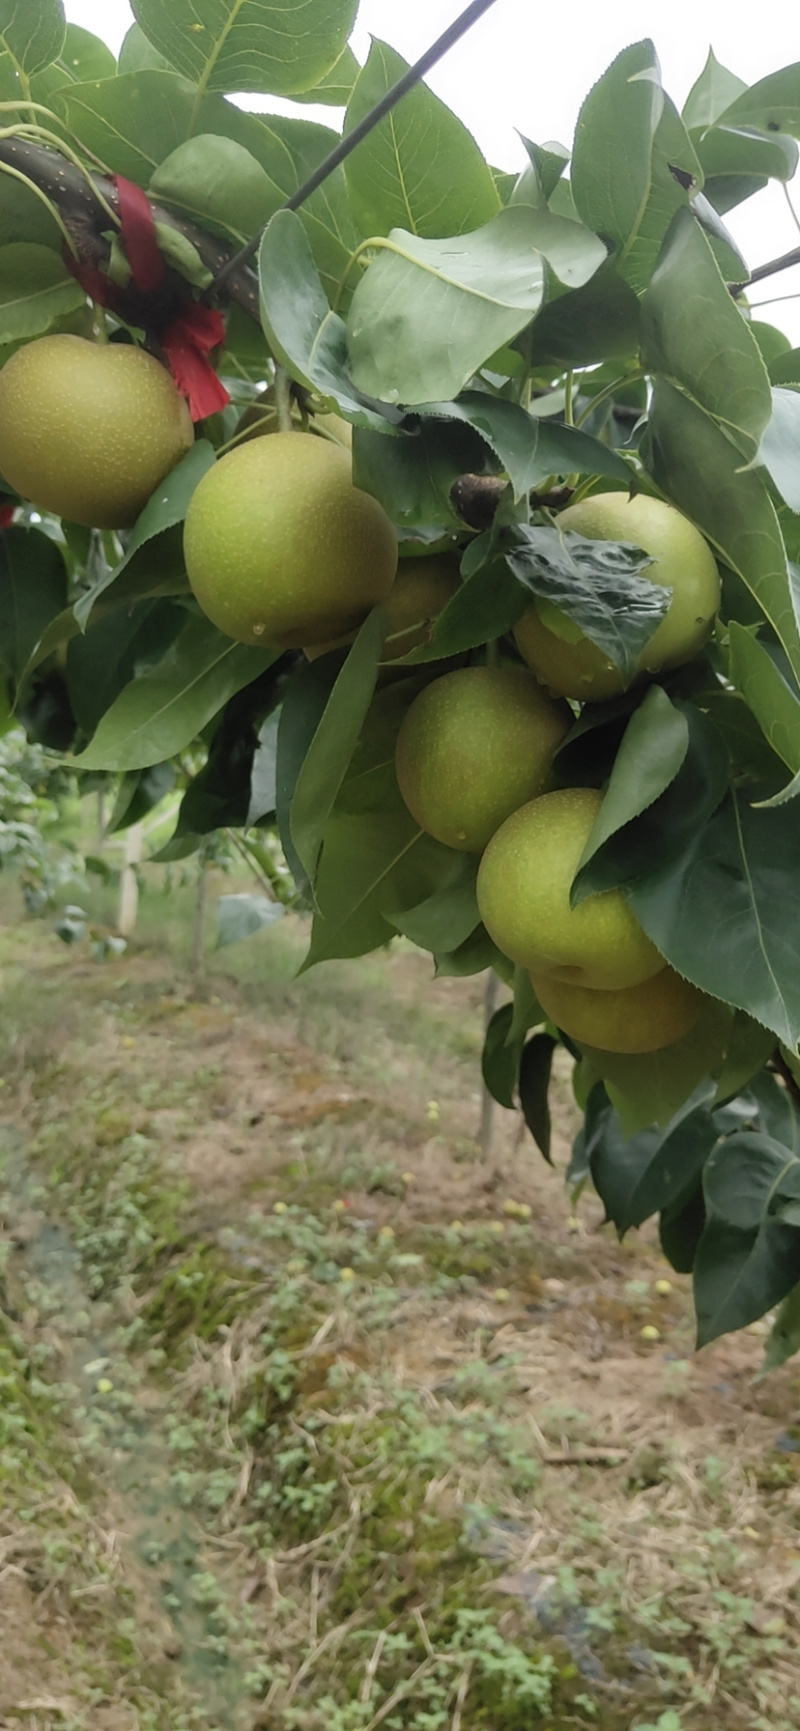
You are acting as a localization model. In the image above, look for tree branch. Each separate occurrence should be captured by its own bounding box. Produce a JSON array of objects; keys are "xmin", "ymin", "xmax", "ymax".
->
[
  {"xmin": 450, "ymin": 474, "xmax": 573, "ymax": 531},
  {"xmin": 731, "ymin": 244, "xmax": 800, "ymax": 296},
  {"xmin": 0, "ymin": 135, "xmax": 259, "ymax": 325}
]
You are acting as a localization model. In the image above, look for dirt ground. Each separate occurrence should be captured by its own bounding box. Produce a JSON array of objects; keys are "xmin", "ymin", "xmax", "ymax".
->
[{"xmin": 1, "ymin": 902, "xmax": 799, "ymax": 1731}]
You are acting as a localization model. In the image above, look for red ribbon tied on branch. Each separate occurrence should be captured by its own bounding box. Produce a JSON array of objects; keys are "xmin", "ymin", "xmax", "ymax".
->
[{"xmin": 66, "ymin": 175, "xmax": 230, "ymax": 423}]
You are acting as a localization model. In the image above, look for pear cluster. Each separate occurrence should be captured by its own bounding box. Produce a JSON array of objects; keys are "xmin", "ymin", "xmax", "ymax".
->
[{"xmin": 392, "ymin": 493, "xmax": 720, "ymax": 1057}]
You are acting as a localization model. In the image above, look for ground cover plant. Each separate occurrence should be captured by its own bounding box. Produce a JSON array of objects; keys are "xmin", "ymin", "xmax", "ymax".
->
[
  {"xmin": 3, "ymin": 0, "xmax": 800, "ymax": 1497},
  {"xmin": 1, "ymin": 892, "xmax": 800, "ymax": 1727}
]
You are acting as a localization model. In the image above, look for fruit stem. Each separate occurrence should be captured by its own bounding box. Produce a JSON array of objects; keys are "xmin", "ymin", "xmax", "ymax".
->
[{"xmin": 273, "ymin": 366, "xmax": 295, "ymax": 434}]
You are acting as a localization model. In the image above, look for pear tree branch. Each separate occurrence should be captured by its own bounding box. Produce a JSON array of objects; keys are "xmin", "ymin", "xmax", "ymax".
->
[{"xmin": 0, "ymin": 134, "xmax": 259, "ymax": 326}]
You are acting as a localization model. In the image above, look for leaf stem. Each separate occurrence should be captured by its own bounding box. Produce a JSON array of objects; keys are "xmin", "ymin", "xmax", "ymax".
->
[
  {"xmin": 273, "ymin": 367, "xmax": 294, "ymax": 433},
  {"xmin": 575, "ymin": 370, "xmax": 644, "ymax": 428}
]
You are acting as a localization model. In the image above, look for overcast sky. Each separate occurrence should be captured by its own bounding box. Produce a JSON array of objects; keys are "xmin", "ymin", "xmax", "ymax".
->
[{"xmin": 63, "ymin": 0, "xmax": 800, "ymax": 340}]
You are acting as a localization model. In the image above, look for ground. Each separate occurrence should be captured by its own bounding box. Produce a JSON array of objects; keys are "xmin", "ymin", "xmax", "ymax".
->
[{"xmin": 0, "ymin": 867, "xmax": 799, "ymax": 1731}]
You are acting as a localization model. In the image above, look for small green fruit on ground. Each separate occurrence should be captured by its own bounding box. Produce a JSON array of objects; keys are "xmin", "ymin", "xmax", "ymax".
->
[
  {"xmin": 184, "ymin": 432, "xmax": 398, "ymax": 649},
  {"xmin": 304, "ymin": 556, "xmax": 460, "ymax": 662},
  {"xmin": 477, "ymin": 786, "xmax": 663, "ymax": 988},
  {"xmin": 514, "ymin": 492, "xmax": 721, "ymax": 701},
  {"xmin": 0, "ymin": 334, "xmax": 194, "ymax": 528},
  {"xmin": 530, "ymin": 965, "xmax": 704, "ymax": 1053},
  {"xmin": 395, "ymin": 666, "xmax": 571, "ymax": 853}
]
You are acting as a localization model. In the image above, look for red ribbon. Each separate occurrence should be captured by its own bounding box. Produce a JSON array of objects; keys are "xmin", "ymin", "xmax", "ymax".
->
[
  {"xmin": 0, "ymin": 505, "xmax": 15, "ymax": 529},
  {"xmin": 64, "ymin": 174, "xmax": 230, "ymax": 423},
  {"xmin": 162, "ymin": 302, "xmax": 230, "ymax": 421},
  {"xmin": 115, "ymin": 175, "xmax": 165, "ymax": 295}
]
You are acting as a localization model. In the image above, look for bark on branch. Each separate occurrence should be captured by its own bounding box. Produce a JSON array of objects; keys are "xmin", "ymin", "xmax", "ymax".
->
[{"xmin": 0, "ymin": 135, "xmax": 259, "ymax": 326}]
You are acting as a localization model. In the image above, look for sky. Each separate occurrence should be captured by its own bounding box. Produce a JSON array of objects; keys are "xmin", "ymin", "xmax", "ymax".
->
[{"xmin": 63, "ymin": 0, "xmax": 800, "ymax": 340}]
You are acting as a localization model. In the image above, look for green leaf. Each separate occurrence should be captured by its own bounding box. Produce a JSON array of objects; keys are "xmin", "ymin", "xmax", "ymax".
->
[
  {"xmin": 503, "ymin": 522, "xmax": 670, "ymax": 681},
  {"xmin": 569, "ymin": 45, "xmax": 701, "ymax": 293},
  {"xmin": 258, "ymin": 210, "xmax": 397, "ymax": 433},
  {"xmin": 217, "ymin": 892, "xmax": 284, "ymax": 946},
  {"xmin": 572, "ymin": 699, "xmax": 730, "ymax": 901},
  {"xmin": 659, "ymin": 1185, "xmax": 706, "ymax": 1273},
  {"xmin": 150, "ymin": 135, "xmax": 277, "ymax": 243},
  {"xmin": 67, "ymin": 599, "xmax": 184, "ymax": 737},
  {"xmin": 0, "ymin": 0, "xmax": 65, "ymax": 78},
  {"xmin": 728, "ymin": 622, "xmax": 800, "ymax": 778},
  {"xmin": 248, "ymin": 710, "xmax": 279, "ymax": 825},
  {"xmin": 347, "ymin": 206, "xmax": 606, "ymax": 407},
  {"xmin": 0, "ymin": 527, "xmax": 68, "ymax": 684},
  {"xmin": 58, "ymin": 71, "xmax": 262, "ymax": 182},
  {"xmin": 118, "ymin": 22, "xmax": 171, "ymax": 73},
  {"xmin": 300, "ymin": 807, "xmax": 458, "ymax": 969},
  {"xmin": 515, "ymin": 137, "xmax": 570, "ymax": 205},
  {"xmin": 693, "ymin": 125, "xmax": 797, "ymax": 194},
  {"xmin": 641, "ymin": 209, "xmax": 771, "ymax": 461},
  {"xmin": 74, "ymin": 615, "xmax": 277, "ymax": 771},
  {"xmin": 573, "ymin": 687, "xmax": 689, "ymax": 888},
  {"xmin": 713, "ymin": 63, "xmax": 800, "ymax": 139},
  {"xmin": 106, "ymin": 762, "xmax": 176, "ymax": 833},
  {"xmin": 526, "ymin": 261, "xmax": 641, "ymax": 370},
  {"xmin": 293, "ymin": 41, "xmax": 357, "ymax": 105},
  {"xmin": 755, "ymin": 387, "xmax": 800, "ymax": 511},
  {"xmin": 54, "ymin": 22, "xmax": 115, "ymax": 83},
  {"xmin": 289, "ymin": 607, "xmax": 385, "ymax": 886},
  {"xmin": 434, "ymin": 924, "xmax": 506, "ymax": 979},
  {"xmin": 645, "ymin": 378, "xmax": 800, "ymax": 684},
  {"xmin": 352, "ymin": 419, "xmax": 488, "ymax": 533},
  {"xmin": 760, "ymin": 1279, "xmax": 800, "ymax": 1373},
  {"xmin": 74, "ymin": 442, "xmax": 215, "ymax": 631},
  {"xmin": 23, "ymin": 529, "xmax": 192, "ymax": 683},
  {"xmin": 682, "ymin": 49, "xmax": 747, "ymax": 131},
  {"xmin": 178, "ymin": 676, "xmax": 275, "ymax": 835},
  {"xmin": 519, "ymin": 1032, "xmax": 557, "ymax": 1162},
  {"xmin": 388, "ymin": 855, "xmax": 480, "ymax": 952},
  {"xmin": 0, "ymin": 167, "xmax": 62, "ymax": 250},
  {"xmin": 589, "ymin": 1082, "xmax": 720, "ymax": 1236},
  {"xmin": 0, "ymin": 243, "xmax": 85, "ymax": 344},
  {"xmin": 482, "ymin": 1002, "xmax": 519, "ymax": 1110},
  {"xmin": 627, "ymin": 786, "xmax": 800, "ymax": 1046},
  {"xmin": 131, "ymin": 0, "xmax": 358, "ymax": 96},
  {"xmin": 265, "ymin": 113, "xmax": 360, "ymax": 306},
  {"xmin": 344, "ymin": 39, "xmax": 499, "ymax": 240},
  {"xmin": 694, "ymin": 1215, "xmax": 800, "ymax": 1347},
  {"xmin": 770, "ymin": 348, "xmax": 800, "ymax": 386},
  {"xmin": 395, "ymin": 542, "xmax": 532, "ymax": 666},
  {"xmin": 415, "ymin": 395, "xmax": 632, "ymax": 503},
  {"xmin": 704, "ymin": 1128, "xmax": 800, "ymax": 1231},
  {"xmin": 619, "ymin": 95, "xmax": 704, "ymax": 296},
  {"xmin": 570, "ymin": 40, "xmax": 663, "ymax": 260},
  {"xmin": 713, "ymin": 1012, "xmax": 776, "ymax": 1104}
]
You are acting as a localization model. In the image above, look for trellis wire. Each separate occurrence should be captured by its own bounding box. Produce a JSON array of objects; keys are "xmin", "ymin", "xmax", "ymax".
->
[{"xmin": 210, "ymin": 0, "xmax": 502, "ymax": 293}]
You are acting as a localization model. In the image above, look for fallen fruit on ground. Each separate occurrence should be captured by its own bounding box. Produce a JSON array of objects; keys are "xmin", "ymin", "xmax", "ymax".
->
[
  {"xmin": 0, "ymin": 334, "xmax": 194, "ymax": 528},
  {"xmin": 514, "ymin": 491, "xmax": 721, "ymax": 701},
  {"xmin": 477, "ymin": 786, "xmax": 664, "ymax": 987},
  {"xmin": 395, "ymin": 665, "xmax": 571, "ymax": 852},
  {"xmin": 184, "ymin": 431, "xmax": 398, "ymax": 648},
  {"xmin": 304, "ymin": 555, "xmax": 460, "ymax": 661},
  {"xmin": 530, "ymin": 964, "xmax": 705, "ymax": 1053}
]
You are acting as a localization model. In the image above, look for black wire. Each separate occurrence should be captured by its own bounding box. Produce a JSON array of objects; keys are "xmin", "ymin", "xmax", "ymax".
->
[{"xmin": 210, "ymin": 0, "xmax": 503, "ymax": 294}]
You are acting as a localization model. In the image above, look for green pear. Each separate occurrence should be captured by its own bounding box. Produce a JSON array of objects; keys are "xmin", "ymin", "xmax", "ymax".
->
[
  {"xmin": 477, "ymin": 786, "xmax": 663, "ymax": 988},
  {"xmin": 514, "ymin": 491, "xmax": 721, "ymax": 701},
  {"xmin": 395, "ymin": 665, "xmax": 571, "ymax": 853},
  {"xmin": 0, "ymin": 334, "xmax": 194, "ymax": 528},
  {"xmin": 304, "ymin": 555, "xmax": 460, "ymax": 662},
  {"xmin": 531, "ymin": 965, "xmax": 704, "ymax": 1053},
  {"xmin": 184, "ymin": 432, "xmax": 398, "ymax": 649}
]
